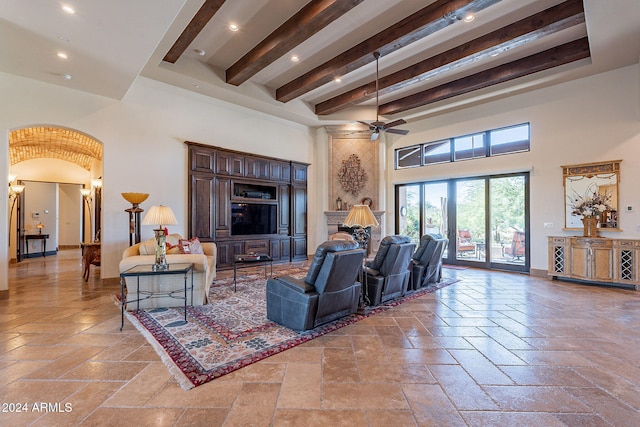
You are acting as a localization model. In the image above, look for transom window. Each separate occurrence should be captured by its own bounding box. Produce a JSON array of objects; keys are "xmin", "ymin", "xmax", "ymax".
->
[{"xmin": 395, "ymin": 123, "xmax": 530, "ymax": 169}]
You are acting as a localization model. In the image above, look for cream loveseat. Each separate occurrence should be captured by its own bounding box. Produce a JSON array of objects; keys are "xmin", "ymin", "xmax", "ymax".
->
[{"xmin": 119, "ymin": 234, "xmax": 216, "ymax": 310}]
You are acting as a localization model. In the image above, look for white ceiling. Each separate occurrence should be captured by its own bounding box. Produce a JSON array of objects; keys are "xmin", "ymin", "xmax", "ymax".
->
[{"xmin": 1, "ymin": 0, "xmax": 639, "ymax": 127}]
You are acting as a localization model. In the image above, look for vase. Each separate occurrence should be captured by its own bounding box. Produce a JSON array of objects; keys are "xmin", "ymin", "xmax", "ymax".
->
[{"xmin": 581, "ymin": 216, "xmax": 599, "ymax": 237}]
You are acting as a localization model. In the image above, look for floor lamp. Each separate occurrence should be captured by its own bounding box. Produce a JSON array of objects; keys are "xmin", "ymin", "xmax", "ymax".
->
[
  {"xmin": 8, "ymin": 178, "xmax": 25, "ymax": 246},
  {"xmin": 343, "ymin": 204, "xmax": 379, "ymax": 308}
]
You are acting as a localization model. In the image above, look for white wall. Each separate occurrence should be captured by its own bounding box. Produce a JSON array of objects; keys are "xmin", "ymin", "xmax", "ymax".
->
[
  {"xmin": 385, "ymin": 63, "xmax": 640, "ymax": 272},
  {"xmin": 1, "ymin": 73, "xmax": 315, "ymax": 288},
  {"xmin": 2, "ymin": 63, "xmax": 639, "ymax": 289}
]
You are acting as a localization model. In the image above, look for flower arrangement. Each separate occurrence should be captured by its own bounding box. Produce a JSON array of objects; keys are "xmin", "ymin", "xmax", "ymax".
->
[{"xmin": 568, "ymin": 188, "xmax": 612, "ymax": 217}]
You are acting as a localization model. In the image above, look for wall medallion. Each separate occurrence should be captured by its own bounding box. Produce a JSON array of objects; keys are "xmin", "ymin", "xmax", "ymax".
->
[{"xmin": 338, "ymin": 154, "xmax": 367, "ymax": 196}]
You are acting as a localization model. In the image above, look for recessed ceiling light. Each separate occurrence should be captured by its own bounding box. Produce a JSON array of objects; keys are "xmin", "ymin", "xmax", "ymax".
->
[
  {"xmin": 194, "ymin": 49, "xmax": 206, "ymax": 56},
  {"xmin": 491, "ymin": 51, "xmax": 500, "ymax": 57},
  {"xmin": 290, "ymin": 55, "xmax": 300, "ymax": 63},
  {"xmin": 334, "ymin": 77, "xmax": 342, "ymax": 83},
  {"xmin": 57, "ymin": 52, "xmax": 68, "ymax": 59},
  {"xmin": 463, "ymin": 14, "xmax": 475, "ymax": 22},
  {"xmin": 61, "ymin": 5, "xmax": 75, "ymax": 14},
  {"xmin": 60, "ymin": 73, "xmax": 72, "ymax": 80},
  {"xmin": 229, "ymin": 23, "xmax": 239, "ymax": 32}
]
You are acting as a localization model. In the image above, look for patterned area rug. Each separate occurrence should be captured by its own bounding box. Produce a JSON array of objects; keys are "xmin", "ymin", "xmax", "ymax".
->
[{"xmin": 124, "ymin": 266, "xmax": 458, "ymax": 390}]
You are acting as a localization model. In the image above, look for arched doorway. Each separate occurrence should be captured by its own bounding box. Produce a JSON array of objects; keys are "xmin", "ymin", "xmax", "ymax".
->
[{"xmin": 8, "ymin": 125, "xmax": 103, "ymax": 271}]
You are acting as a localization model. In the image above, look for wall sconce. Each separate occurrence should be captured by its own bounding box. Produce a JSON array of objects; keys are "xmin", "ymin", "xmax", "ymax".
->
[{"xmin": 91, "ymin": 178, "xmax": 102, "ymax": 190}]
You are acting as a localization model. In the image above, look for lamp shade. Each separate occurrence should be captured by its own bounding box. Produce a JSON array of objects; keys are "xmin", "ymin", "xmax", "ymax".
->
[
  {"xmin": 343, "ymin": 204, "xmax": 379, "ymax": 228},
  {"xmin": 142, "ymin": 205, "xmax": 178, "ymax": 228}
]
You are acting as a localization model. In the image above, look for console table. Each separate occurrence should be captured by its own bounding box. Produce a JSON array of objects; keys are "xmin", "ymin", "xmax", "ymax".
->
[
  {"xmin": 548, "ymin": 236, "xmax": 640, "ymax": 290},
  {"xmin": 25, "ymin": 234, "xmax": 49, "ymax": 257}
]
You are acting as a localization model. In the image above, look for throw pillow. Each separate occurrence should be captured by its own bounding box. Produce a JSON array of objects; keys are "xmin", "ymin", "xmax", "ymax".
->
[
  {"xmin": 166, "ymin": 242, "xmax": 181, "ymax": 254},
  {"xmin": 139, "ymin": 239, "xmax": 157, "ymax": 256},
  {"xmin": 179, "ymin": 237, "xmax": 204, "ymax": 254}
]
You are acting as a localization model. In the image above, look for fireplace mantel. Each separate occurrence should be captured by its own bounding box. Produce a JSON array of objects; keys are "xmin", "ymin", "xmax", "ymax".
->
[{"xmin": 324, "ymin": 211, "xmax": 385, "ymax": 254}]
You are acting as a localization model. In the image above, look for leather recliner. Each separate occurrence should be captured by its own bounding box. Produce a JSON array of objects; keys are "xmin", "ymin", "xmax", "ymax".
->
[
  {"xmin": 364, "ymin": 235, "xmax": 415, "ymax": 306},
  {"xmin": 410, "ymin": 233, "xmax": 449, "ymax": 290},
  {"xmin": 266, "ymin": 240, "xmax": 364, "ymax": 331}
]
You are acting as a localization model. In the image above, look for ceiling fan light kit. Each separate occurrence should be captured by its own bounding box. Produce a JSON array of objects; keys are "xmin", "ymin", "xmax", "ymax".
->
[{"xmin": 358, "ymin": 52, "xmax": 409, "ymax": 141}]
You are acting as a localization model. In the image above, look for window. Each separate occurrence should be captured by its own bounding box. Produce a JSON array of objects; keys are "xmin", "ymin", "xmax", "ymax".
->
[
  {"xmin": 454, "ymin": 133, "xmax": 485, "ymax": 161},
  {"xmin": 490, "ymin": 123, "xmax": 530, "ymax": 155},
  {"xmin": 423, "ymin": 140, "xmax": 450, "ymax": 165},
  {"xmin": 396, "ymin": 145, "xmax": 421, "ymax": 168},
  {"xmin": 394, "ymin": 123, "xmax": 530, "ymax": 170}
]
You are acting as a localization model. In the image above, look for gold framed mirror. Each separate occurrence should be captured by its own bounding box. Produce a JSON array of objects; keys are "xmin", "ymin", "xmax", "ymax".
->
[{"xmin": 562, "ymin": 160, "xmax": 621, "ymax": 230}]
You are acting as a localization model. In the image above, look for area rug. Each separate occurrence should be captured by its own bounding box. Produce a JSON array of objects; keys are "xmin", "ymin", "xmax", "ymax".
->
[{"xmin": 123, "ymin": 266, "xmax": 458, "ymax": 390}]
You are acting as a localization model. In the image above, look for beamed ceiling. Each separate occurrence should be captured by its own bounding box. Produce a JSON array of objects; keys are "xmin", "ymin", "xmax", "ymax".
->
[{"xmin": 1, "ymin": 0, "xmax": 639, "ymax": 129}]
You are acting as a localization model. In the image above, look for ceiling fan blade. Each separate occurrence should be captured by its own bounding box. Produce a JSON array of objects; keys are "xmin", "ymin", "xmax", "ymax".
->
[
  {"xmin": 384, "ymin": 119, "xmax": 407, "ymax": 129},
  {"xmin": 370, "ymin": 130, "xmax": 380, "ymax": 141},
  {"xmin": 357, "ymin": 120, "xmax": 372, "ymax": 127},
  {"xmin": 385, "ymin": 128, "xmax": 410, "ymax": 135}
]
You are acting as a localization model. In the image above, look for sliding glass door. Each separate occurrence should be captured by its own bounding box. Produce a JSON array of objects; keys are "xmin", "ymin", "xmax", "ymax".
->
[{"xmin": 396, "ymin": 172, "xmax": 529, "ymax": 272}]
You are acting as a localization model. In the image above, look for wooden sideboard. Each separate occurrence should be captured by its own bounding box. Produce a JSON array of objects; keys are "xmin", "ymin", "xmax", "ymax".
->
[{"xmin": 548, "ymin": 236, "xmax": 640, "ymax": 290}]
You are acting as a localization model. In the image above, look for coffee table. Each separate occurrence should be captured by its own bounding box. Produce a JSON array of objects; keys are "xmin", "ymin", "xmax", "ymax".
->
[
  {"xmin": 119, "ymin": 263, "xmax": 194, "ymax": 331},
  {"xmin": 233, "ymin": 254, "xmax": 273, "ymax": 292}
]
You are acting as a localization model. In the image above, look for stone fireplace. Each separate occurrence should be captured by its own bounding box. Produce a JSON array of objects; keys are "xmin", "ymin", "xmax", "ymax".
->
[{"xmin": 324, "ymin": 210, "xmax": 385, "ymax": 255}]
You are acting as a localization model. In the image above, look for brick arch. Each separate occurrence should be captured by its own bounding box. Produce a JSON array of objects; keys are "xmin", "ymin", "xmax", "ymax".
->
[{"xmin": 9, "ymin": 125, "xmax": 103, "ymax": 171}]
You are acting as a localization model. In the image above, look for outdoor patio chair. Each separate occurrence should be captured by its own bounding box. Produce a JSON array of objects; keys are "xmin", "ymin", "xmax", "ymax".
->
[
  {"xmin": 457, "ymin": 229, "xmax": 476, "ymax": 256},
  {"xmin": 503, "ymin": 230, "xmax": 525, "ymax": 260}
]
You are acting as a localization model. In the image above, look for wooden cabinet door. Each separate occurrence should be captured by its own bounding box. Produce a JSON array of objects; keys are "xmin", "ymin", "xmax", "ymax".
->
[
  {"xmin": 190, "ymin": 173, "xmax": 214, "ymax": 239},
  {"xmin": 217, "ymin": 152, "xmax": 244, "ymax": 176},
  {"xmin": 278, "ymin": 185, "xmax": 289, "ymax": 234},
  {"xmin": 291, "ymin": 185, "xmax": 307, "ymax": 237},
  {"xmin": 570, "ymin": 246, "xmax": 589, "ymax": 279},
  {"xmin": 215, "ymin": 178, "xmax": 231, "ymax": 238},
  {"xmin": 190, "ymin": 146, "xmax": 215, "ymax": 173},
  {"xmin": 592, "ymin": 246, "xmax": 613, "ymax": 281}
]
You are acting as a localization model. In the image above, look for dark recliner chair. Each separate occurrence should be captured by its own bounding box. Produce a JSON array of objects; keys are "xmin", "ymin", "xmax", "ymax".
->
[
  {"xmin": 410, "ymin": 233, "xmax": 449, "ymax": 290},
  {"xmin": 364, "ymin": 235, "xmax": 415, "ymax": 306},
  {"xmin": 266, "ymin": 240, "xmax": 364, "ymax": 331}
]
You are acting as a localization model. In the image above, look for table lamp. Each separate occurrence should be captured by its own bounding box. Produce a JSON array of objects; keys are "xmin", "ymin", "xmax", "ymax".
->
[
  {"xmin": 343, "ymin": 204, "xmax": 379, "ymax": 252},
  {"xmin": 142, "ymin": 205, "xmax": 178, "ymax": 270}
]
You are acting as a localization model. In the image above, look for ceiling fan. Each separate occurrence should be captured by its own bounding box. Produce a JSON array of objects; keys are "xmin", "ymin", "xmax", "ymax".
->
[{"xmin": 358, "ymin": 52, "xmax": 409, "ymax": 141}]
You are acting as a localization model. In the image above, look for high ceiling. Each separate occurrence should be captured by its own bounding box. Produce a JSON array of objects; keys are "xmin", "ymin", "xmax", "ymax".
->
[{"xmin": 1, "ymin": 0, "xmax": 639, "ymax": 129}]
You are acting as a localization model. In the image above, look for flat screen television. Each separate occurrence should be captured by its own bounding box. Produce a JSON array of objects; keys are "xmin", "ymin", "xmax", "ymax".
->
[{"xmin": 231, "ymin": 203, "xmax": 277, "ymax": 235}]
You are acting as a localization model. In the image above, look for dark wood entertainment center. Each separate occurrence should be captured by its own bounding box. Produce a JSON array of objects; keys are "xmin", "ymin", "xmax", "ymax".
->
[{"xmin": 186, "ymin": 142, "xmax": 308, "ymax": 269}]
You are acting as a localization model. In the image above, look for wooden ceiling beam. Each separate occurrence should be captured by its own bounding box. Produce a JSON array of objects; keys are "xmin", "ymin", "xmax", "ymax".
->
[
  {"xmin": 379, "ymin": 37, "xmax": 590, "ymax": 116},
  {"xmin": 315, "ymin": 0, "xmax": 585, "ymax": 115},
  {"xmin": 276, "ymin": 0, "xmax": 502, "ymax": 103},
  {"xmin": 163, "ymin": 0, "xmax": 228, "ymax": 64},
  {"xmin": 226, "ymin": 0, "xmax": 364, "ymax": 86}
]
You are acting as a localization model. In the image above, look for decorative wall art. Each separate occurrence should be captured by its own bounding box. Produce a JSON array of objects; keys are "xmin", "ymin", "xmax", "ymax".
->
[{"xmin": 338, "ymin": 154, "xmax": 367, "ymax": 196}]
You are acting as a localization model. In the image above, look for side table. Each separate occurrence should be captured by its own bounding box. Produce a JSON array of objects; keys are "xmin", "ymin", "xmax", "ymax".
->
[
  {"xmin": 119, "ymin": 263, "xmax": 194, "ymax": 331},
  {"xmin": 233, "ymin": 254, "xmax": 273, "ymax": 292}
]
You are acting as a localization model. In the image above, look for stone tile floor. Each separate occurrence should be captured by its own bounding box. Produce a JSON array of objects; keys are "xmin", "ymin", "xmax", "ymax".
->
[{"xmin": 1, "ymin": 249, "xmax": 640, "ymax": 426}]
